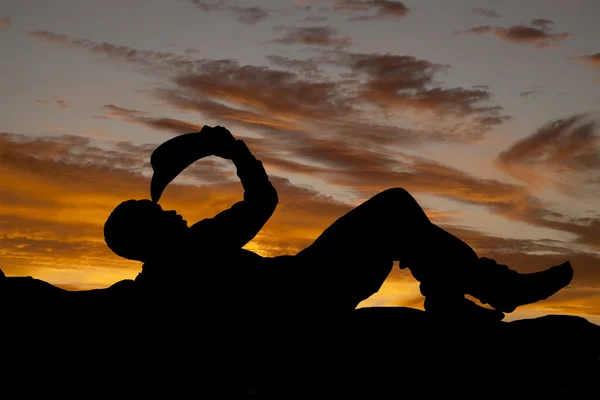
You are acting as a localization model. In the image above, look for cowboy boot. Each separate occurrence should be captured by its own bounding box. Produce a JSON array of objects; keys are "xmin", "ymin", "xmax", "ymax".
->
[{"xmin": 465, "ymin": 258, "xmax": 573, "ymax": 313}]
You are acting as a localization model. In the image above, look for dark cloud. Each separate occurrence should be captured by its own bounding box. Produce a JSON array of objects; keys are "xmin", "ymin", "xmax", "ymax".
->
[
  {"xmin": 472, "ymin": 8, "xmax": 500, "ymax": 18},
  {"xmin": 28, "ymin": 30, "xmax": 196, "ymax": 71},
  {"xmin": 172, "ymin": 61, "xmax": 354, "ymax": 121},
  {"xmin": 531, "ymin": 18, "xmax": 554, "ymax": 31},
  {"xmin": 457, "ymin": 21, "xmax": 570, "ymax": 48},
  {"xmin": 334, "ymin": 0, "xmax": 411, "ymax": 21},
  {"xmin": 272, "ymin": 26, "xmax": 352, "ymax": 48},
  {"xmin": 187, "ymin": 1, "xmax": 272, "ymax": 24},
  {"xmin": 266, "ymin": 55, "xmax": 323, "ymax": 76},
  {"xmin": 518, "ymin": 87, "xmax": 544, "ymax": 98},
  {"xmin": 495, "ymin": 25, "xmax": 570, "ymax": 48},
  {"xmin": 0, "ymin": 16, "xmax": 11, "ymax": 27},
  {"xmin": 28, "ymin": 30, "xmax": 73, "ymax": 44},
  {"xmin": 572, "ymin": 53, "xmax": 600, "ymax": 72},
  {"xmin": 335, "ymin": 52, "xmax": 509, "ymax": 129},
  {"xmin": 455, "ymin": 25, "xmax": 494, "ymax": 35},
  {"xmin": 149, "ymin": 88, "xmax": 303, "ymax": 133},
  {"xmin": 104, "ymin": 104, "xmax": 145, "ymax": 117},
  {"xmin": 496, "ymin": 114, "xmax": 600, "ymax": 195},
  {"xmin": 100, "ymin": 104, "xmax": 204, "ymax": 134},
  {"xmin": 29, "ymin": 30, "xmax": 509, "ymax": 145},
  {"xmin": 459, "ymin": 26, "xmax": 493, "ymax": 35},
  {"xmin": 54, "ymin": 96, "xmax": 69, "ymax": 110},
  {"xmin": 34, "ymin": 97, "xmax": 69, "ymax": 109},
  {"xmin": 230, "ymin": 6, "xmax": 271, "ymax": 25},
  {"xmin": 188, "ymin": 0, "xmax": 223, "ymax": 12}
]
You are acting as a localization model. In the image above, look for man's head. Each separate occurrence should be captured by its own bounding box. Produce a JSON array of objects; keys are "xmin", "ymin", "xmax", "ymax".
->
[{"xmin": 104, "ymin": 199, "xmax": 188, "ymax": 262}]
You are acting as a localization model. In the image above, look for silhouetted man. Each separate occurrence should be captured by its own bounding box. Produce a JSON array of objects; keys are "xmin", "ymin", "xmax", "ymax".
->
[{"xmin": 103, "ymin": 126, "xmax": 573, "ymax": 322}]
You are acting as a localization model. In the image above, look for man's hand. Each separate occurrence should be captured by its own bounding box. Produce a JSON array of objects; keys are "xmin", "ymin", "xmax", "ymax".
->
[{"xmin": 209, "ymin": 125, "xmax": 236, "ymax": 159}]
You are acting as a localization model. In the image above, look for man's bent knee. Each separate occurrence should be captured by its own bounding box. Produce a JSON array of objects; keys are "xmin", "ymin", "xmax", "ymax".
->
[{"xmin": 374, "ymin": 188, "xmax": 415, "ymax": 206}]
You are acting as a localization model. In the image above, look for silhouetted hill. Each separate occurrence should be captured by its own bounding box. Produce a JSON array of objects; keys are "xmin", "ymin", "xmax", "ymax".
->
[
  {"xmin": 245, "ymin": 307, "xmax": 600, "ymax": 398},
  {"xmin": 2, "ymin": 282, "xmax": 598, "ymax": 398}
]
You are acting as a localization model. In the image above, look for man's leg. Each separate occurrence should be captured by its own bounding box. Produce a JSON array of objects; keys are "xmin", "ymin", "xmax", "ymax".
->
[{"xmin": 295, "ymin": 188, "xmax": 572, "ymax": 318}]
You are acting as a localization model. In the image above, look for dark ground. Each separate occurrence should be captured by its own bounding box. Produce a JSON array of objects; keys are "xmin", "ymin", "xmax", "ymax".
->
[{"xmin": 2, "ymin": 275, "xmax": 599, "ymax": 398}]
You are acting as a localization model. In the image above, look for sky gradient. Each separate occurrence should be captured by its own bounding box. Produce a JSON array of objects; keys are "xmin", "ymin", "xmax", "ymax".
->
[{"xmin": 1, "ymin": 0, "xmax": 599, "ymax": 323}]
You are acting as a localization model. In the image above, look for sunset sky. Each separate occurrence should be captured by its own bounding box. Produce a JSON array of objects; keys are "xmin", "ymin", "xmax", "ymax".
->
[{"xmin": 1, "ymin": 0, "xmax": 599, "ymax": 323}]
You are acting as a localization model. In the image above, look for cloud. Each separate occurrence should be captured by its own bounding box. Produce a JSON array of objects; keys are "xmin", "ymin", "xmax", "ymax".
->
[
  {"xmin": 496, "ymin": 114, "xmax": 600, "ymax": 195},
  {"xmin": 230, "ymin": 6, "xmax": 271, "ymax": 25},
  {"xmin": 33, "ymin": 96, "xmax": 69, "ymax": 109},
  {"xmin": 457, "ymin": 21, "xmax": 571, "ymax": 48},
  {"xmin": 333, "ymin": 52, "xmax": 510, "ymax": 131},
  {"xmin": 171, "ymin": 62, "xmax": 354, "ymax": 121},
  {"xmin": 187, "ymin": 0, "xmax": 273, "ymax": 24},
  {"xmin": 104, "ymin": 104, "xmax": 144, "ymax": 117},
  {"xmin": 459, "ymin": 26, "xmax": 493, "ymax": 35},
  {"xmin": 531, "ymin": 18, "xmax": 554, "ymax": 31},
  {"xmin": 572, "ymin": 53, "xmax": 600, "ymax": 77},
  {"xmin": 188, "ymin": 0, "xmax": 223, "ymax": 12},
  {"xmin": 572, "ymin": 53, "xmax": 600, "ymax": 66},
  {"xmin": 495, "ymin": 25, "xmax": 570, "ymax": 48},
  {"xmin": 0, "ymin": 16, "xmax": 11, "ymax": 27},
  {"xmin": 28, "ymin": 30, "xmax": 72, "ymax": 44},
  {"xmin": 518, "ymin": 86, "xmax": 544, "ymax": 98},
  {"xmin": 266, "ymin": 55, "xmax": 323, "ymax": 77},
  {"xmin": 272, "ymin": 26, "xmax": 352, "ymax": 48},
  {"xmin": 334, "ymin": 0, "xmax": 411, "ymax": 21},
  {"xmin": 28, "ymin": 30, "xmax": 510, "ymax": 145},
  {"xmin": 27, "ymin": 30, "xmax": 198, "ymax": 73},
  {"xmin": 471, "ymin": 8, "xmax": 500, "ymax": 18},
  {"xmin": 99, "ymin": 104, "xmax": 205, "ymax": 134},
  {"xmin": 54, "ymin": 96, "xmax": 69, "ymax": 109}
]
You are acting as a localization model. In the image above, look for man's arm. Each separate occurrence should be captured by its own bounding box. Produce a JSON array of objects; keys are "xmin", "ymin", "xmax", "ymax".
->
[{"xmin": 189, "ymin": 139, "xmax": 278, "ymax": 249}]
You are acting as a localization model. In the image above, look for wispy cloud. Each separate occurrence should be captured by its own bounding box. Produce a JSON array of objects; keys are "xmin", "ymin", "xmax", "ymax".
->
[
  {"xmin": 518, "ymin": 86, "xmax": 544, "ymax": 98},
  {"xmin": 99, "ymin": 104, "xmax": 205, "ymax": 134},
  {"xmin": 334, "ymin": 0, "xmax": 411, "ymax": 21},
  {"xmin": 496, "ymin": 114, "xmax": 600, "ymax": 196},
  {"xmin": 571, "ymin": 53, "xmax": 600, "ymax": 79},
  {"xmin": 28, "ymin": 29, "xmax": 510, "ymax": 146},
  {"xmin": 187, "ymin": 0, "xmax": 273, "ymax": 24},
  {"xmin": 34, "ymin": 96, "xmax": 69, "ymax": 109},
  {"xmin": 456, "ymin": 19, "xmax": 571, "ymax": 49},
  {"xmin": 272, "ymin": 26, "xmax": 352, "ymax": 48},
  {"xmin": 266, "ymin": 55, "xmax": 323, "ymax": 77},
  {"xmin": 471, "ymin": 8, "xmax": 500, "ymax": 19},
  {"xmin": 531, "ymin": 18, "xmax": 555, "ymax": 31},
  {"xmin": 572, "ymin": 53, "xmax": 600, "ymax": 66},
  {"xmin": 0, "ymin": 16, "xmax": 11, "ymax": 27},
  {"xmin": 330, "ymin": 51, "xmax": 510, "ymax": 131},
  {"xmin": 54, "ymin": 96, "xmax": 69, "ymax": 109}
]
